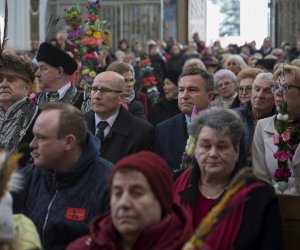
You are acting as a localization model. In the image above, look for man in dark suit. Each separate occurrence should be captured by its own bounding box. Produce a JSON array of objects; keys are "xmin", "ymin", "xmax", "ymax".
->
[
  {"xmin": 35, "ymin": 42, "xmax": 83, "ymax": 109},
  {"xmin": 155, "ymin": 67, "xmax": 214, "ymax": 171},
  {"xmin": 86, "ymin": 71, "xmax": 154, "ymax": 163}
]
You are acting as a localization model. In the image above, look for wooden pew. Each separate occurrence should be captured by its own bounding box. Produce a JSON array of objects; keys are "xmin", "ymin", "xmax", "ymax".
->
[{"xmin": 277, "ymin": 194, "xmax": 300, "ymax": 250}]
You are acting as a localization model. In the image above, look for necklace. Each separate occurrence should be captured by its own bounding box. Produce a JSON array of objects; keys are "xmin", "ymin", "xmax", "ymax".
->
[{"xmin": 199, "ymin": 184, "xmax": 227, "ymax": 199}]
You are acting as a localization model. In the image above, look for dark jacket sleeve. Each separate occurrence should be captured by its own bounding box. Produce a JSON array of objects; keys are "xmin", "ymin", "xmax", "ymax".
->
[
  {"xmin": 129, "ymin": 99, "xmax": 147, "ymax": 120},
  {"xmin": 12, "ymin": 165, "xmax": 36, "ymax": 213},
  {"xmin": 234, "ymin": 182, "xmax": 284, "ymax": 250}
]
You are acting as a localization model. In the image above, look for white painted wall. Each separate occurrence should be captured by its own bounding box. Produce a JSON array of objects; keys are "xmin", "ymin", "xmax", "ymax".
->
[
  {"xmin": 240, "ymin": 0, "xmax": 269, "ymax": 48},
  {"xmin": 0, "ymin": 0, "xmax": 31, "ymax": 51},
  {"xmin": 206, "ymin": 0, "xmax": 269, "ymax": 48}
]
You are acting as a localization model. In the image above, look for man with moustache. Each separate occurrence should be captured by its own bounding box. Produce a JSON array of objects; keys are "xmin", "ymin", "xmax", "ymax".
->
[{"xmin": 0, "ymin": 52, "xmax": 39, "ymax": 165}]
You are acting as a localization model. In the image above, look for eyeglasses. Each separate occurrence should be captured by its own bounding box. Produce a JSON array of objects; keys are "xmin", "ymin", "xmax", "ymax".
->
[
  {"xmin": 217, "ymin": 81, "xmax": 233, "ymax": 89},
  {"xmin": 238, "ymin": 86, "xmax": 252, "ymax": 94},
  {"xmin": 271, "ymin": 84, "xmax": 300, "ymax": 95},
  {"xmin": 91, "ymin": 87, "xmax": 124, "ymax": 95}
]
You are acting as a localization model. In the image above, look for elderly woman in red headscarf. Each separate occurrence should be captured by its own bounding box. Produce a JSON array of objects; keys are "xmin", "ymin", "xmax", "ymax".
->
[{"xmin": 67, "ymin": 151, "xmax": 192, "ymax": 250}]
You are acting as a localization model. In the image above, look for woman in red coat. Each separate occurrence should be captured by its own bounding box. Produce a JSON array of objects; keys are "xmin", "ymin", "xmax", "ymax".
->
[{"xmin": 68, "ymin": 151, "xmax": 192, "ymax": 250}]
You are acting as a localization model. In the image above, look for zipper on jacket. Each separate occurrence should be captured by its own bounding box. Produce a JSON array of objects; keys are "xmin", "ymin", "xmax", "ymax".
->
[{"xmin": 42, "ymin": 173, "xmax": 58, "ymax": 247}]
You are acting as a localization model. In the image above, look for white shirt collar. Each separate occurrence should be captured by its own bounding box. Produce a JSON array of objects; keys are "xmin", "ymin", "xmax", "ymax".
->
[
  {"xmin": 94, "ymin": 111, "xmax": 119, "ymax": 135},
  {"xmin": 47, "ymin": 82, "xmax": 71, "ymax": 100}
]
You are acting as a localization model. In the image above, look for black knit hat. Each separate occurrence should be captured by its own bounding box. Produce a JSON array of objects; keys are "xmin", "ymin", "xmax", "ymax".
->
[
  {"xmin": 164, "ymin": 69, "xmax": 181, "ymax": 86},
  {"xmin": 36, "ymin": 42, "xmax": 77, "ymax": 75}
]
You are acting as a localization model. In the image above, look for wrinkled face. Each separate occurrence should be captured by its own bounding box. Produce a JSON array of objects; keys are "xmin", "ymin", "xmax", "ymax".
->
[
  {"xmin": 163, "ymin": 78, "xmax": 178, "ymax": 100},
  {"xmin": 273, "ymin": 73, "xmax": 300, "ymax": 119},
  {"xmin": 30, "ymin": 110, "xmax": 67, "ymax": 171},
  {"xmin": 178, "ymin": 74, "xmax": 213, "ymax": 115},
  {"xmin": 35, "ymin": 62, "xmax": 60, "ymax": 92},
  {"xmin": 111, "ymin": 170, "xmax": 162, "ymax": 237},
  {"xmin": 195, "ymin": 126, "xmax": 239, "ymax": 179},
  {"xmin": 226, "ymin": 60, "xmax": 241, "ymax": 75},
  {"xmin": 122, "ymin": 71, "xmax": 135, "ymax": 97},
  {"xmin": 0, "ymin": 73, "xmax": 29, "ymax": 110},
  {"xmin": 251, "ymin": 79, "xmax": 274, "ymax": 113},
  {"xmin": 91, "ymin": 73, "xmax": 125, "ymax": 120},
  {"xmin": 216, "ymin": 76, "xmax": 236, "ymax": 98},
  {"xmin": 238, "ymin": 78, "xmax": 254, "ymax": 104}
]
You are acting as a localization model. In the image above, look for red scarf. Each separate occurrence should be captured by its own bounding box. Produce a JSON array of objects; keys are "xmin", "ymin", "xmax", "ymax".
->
[
  {"xmin": 67, "ymin": 204, "xmax": 193, "ymax": 250},
  {"xmin": 205, "ymin": 182, "xmax": 264, "ymax": 250}
]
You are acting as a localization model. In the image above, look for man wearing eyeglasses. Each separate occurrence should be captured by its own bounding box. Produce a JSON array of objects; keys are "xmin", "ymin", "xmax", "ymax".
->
[{"xmin": 85, "ymin": 71, "xmax": 154, "ymax": 163}]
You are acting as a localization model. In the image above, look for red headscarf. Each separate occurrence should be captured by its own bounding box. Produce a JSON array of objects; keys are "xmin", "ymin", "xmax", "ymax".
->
[{"xmin": 110, "ymin": 151, "xmax": 173, "ymax": 215}]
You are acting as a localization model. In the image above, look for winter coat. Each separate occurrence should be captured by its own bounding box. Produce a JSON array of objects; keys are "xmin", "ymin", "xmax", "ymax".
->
[{"xmin": 12, "ymin": 132, "xmax": 113, "ymax": 250}]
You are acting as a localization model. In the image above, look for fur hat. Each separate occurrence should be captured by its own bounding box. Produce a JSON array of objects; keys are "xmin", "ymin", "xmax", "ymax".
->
[
  {"xmin": 0, "ymin": 192, "xmax": 13, "ymax": 242},
  {"xmin": 36, "ymin": 42, "xmax": 78, "ymax": 75},
  {"xmin": 110, "ymin": 151, "xmax": 173, "ymax": 216},
  {"xmin": 0, "ymin": 53, "xmax": 35, "ymax": 84},
  {"xmin": 164, "ymin": 69, "xmax": 181, "ymax": 86}
]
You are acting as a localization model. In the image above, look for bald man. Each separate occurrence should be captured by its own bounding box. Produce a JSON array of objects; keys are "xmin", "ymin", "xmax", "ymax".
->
[{"xmin": 85, "ymin": 71, "xmax": 154, "ymax": 163}]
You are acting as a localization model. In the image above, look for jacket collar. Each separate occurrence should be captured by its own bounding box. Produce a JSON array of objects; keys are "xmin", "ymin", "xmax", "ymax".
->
[{"xmin": 179, "ymin": 165, "xmax": 200, "ymax": 214}]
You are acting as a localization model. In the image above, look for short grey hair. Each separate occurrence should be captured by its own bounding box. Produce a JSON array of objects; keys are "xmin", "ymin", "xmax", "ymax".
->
[
  {"xmin": 253, "ymin": 72, "xmax": 274, "ymax": 85},
  {"xmin": 189, "ymin": 107, "xmax": 244, "ymax": 151},
  {"xmin": 213, "ymin": 69, "xmax": 237, "ymax": 88}
]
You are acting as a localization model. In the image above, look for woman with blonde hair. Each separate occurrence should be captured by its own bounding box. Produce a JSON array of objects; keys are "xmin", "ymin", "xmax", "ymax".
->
[
  {"xmin": 223, "ymin": 54, "xmax": 248, "ymax": 75},
  {"xmin": 183, "ymin": 58, "xmax": 206, "ymax": 71}
]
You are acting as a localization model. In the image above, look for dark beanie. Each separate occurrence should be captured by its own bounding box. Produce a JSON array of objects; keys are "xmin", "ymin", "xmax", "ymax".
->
[
  {"xmin": 36, "ymin": 42, "xmax": 77, "ymax": 75},
  {"xmin": 110, "ymin": 151, "xmax": 173, "ymax": 215},
  {"xmin": 164, "ymin": 69, "xmax": 181, "ymax": 86}
]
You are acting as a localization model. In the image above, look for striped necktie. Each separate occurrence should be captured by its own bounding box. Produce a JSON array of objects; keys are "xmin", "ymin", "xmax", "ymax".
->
[
  {"xmin": 96, "ymin": 121, "xmax": 109, "ymax": 140},
  {"xmin": 48, "ymin": 91, "xmax": 59, "ymax": 102}
]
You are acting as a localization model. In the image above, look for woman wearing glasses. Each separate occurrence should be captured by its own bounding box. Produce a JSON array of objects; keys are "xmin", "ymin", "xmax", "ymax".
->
[
  {"xmin": 253, "ymin": 64, "xmax": 300, "ymax": 194},
  {"xmin": 231, "ymin": 68, "xmax": 264, "ymax": 108},
  {"xmin": 233, "ymin": 72, "xmax": 276, "ymax": 167},
  {"xmin": 211, "ymin": 69, "xmax": 238, "ymax": 109}
]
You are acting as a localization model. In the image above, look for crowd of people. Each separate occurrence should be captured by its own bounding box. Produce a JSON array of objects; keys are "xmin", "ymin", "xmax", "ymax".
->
[{"xmin": 1, "ymin": 31, "xmax": 300, "ymax": 249}]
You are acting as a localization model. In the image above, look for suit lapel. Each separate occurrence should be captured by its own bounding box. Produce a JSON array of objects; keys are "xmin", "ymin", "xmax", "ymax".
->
[
  {"xmin": 174, "ymin": 113, "xmax": 188, "ymax": 151},
  {"xmin": 85, "ymin": 110, "xmax": 96, "ymax": 134},
  {"xmin": 102, "ymin": 106, "xmax": 131, "ymax": 141}
]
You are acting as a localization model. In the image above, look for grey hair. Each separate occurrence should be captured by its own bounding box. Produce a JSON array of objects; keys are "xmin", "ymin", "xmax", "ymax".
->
[
  {"xmin": 224, "ymin": 54, "xmax": 248, "ymax": 70},
  {"xmin": 253, "ymin": 72, "xmax": 274, "ymax": 85},
  {"xmin": 213, "ymin": 69, "xmax": 238, "ymax": 88},
  {"xmin": 189, "ymin": 107, "xmax": 244, "ymax": 151}
]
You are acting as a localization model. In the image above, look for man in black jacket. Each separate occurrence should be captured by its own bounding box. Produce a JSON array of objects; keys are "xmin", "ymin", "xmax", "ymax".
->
[
  {"xmin": 12, "ymin": 102, "xmax": 112, "ymax": 250},
  {"xmin": 85, "ymin": 71, "xmax": 154, "ymax": 163}
]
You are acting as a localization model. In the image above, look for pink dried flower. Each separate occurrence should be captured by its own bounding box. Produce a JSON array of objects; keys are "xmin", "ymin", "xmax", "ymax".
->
[
  {"xmin": 281, "ymin": 131, "xmax": 291, "ymax": 142},
  {"xmin": 273, "ymin": 151, "xmax": 290, "ymax": 162},
  {"xmin": 273, "ymin": 134, "xmax": 280, "ymax": 144}
]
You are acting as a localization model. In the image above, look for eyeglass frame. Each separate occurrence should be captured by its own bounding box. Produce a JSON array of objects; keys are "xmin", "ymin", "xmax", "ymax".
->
[
  {"xmin": 270, "ymin": 83, "xmax": 300, "ymax": 95},
  {"xmin": 216, "ymin": 81, "xmax": 234, "ymax": 89},
  {"xmin": 91, "ymin": 87, "xmax": 124, "ymax": 95},
  {"xmin": 238, "ymin": 86, "xmax": 253, "ymax": 94}
]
